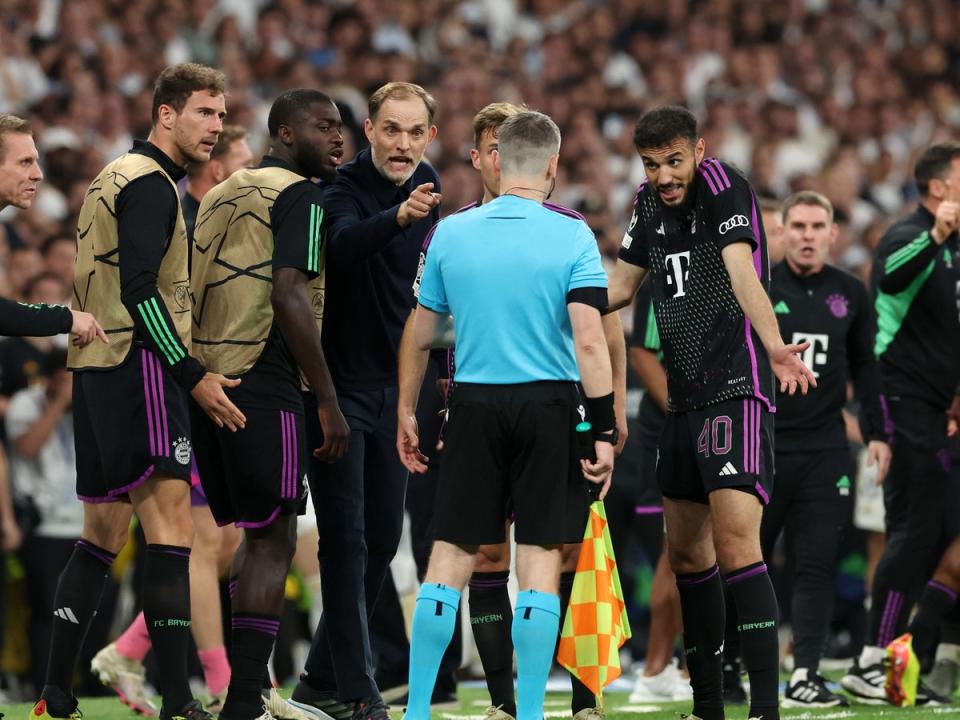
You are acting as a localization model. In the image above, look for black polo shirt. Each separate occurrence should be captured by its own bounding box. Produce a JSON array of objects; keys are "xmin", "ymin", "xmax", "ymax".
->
[{"xmin": 321, "ymin": 149, "xmax": 441, "ymax": 390}]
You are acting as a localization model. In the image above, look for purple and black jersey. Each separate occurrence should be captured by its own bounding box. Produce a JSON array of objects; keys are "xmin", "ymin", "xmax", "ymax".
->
[{"xmin": 618, "ymin": 157, "xmax": 774, "ymax": 413}]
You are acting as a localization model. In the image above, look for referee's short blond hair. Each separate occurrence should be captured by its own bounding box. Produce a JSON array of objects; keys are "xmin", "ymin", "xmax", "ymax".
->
[
  {"xmin": 0, "ymin": 113, "xmax": 32, "ymax": 162},
  {"xmin": 497, "ymin": 111, "xmax": 561, "ymax": 178}
]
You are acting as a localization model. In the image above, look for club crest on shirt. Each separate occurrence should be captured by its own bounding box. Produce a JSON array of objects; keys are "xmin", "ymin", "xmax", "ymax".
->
[
  {"xmin": 825, "ymin": 293, "xmax": 848, "ymax": 319},
  {"xmin": 174, "ymin": 285, "xmax": 190, "ymax": 311}
]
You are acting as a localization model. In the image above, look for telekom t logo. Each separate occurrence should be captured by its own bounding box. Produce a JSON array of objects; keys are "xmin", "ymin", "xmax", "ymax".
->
[
  {"xmin": 664, "ymin": 251, "xmax": 691, "ymax": 298},
  {"xmin": 792, "ymin": 332, "xmax": 829, "ymax": 377}
]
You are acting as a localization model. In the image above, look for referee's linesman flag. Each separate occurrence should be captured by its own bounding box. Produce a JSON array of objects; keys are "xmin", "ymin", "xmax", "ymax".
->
[{"xmin": 557, "ymin": 500, "xmax": 632, "ymax": 701}]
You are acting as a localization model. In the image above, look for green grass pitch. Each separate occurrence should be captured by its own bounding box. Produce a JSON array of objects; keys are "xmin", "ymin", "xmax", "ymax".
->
[{"xmin": 4, "ymin": 684, "xmax": 960, "ymax": 720}]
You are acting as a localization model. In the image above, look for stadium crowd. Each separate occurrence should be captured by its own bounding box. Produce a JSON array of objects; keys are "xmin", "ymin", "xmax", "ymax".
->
[{"xmin": 1, "ymin": 0, "xmax": 960, "ymax": 715}]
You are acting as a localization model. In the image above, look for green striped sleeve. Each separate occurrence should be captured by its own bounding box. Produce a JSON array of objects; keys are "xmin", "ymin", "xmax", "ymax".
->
[
  {"xmin": 884, "ymin": 231, "xmax": 932, "ymax": 274},
  {"xmin": 310, "ymin": 205, "xmax": 323, "ymax": 273},
  {"xmin": 137, "ymin": 298, "xmax": 185, "ymax": 365}
]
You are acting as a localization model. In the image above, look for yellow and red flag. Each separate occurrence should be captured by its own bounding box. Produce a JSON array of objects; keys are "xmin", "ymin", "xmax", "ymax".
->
[{"xmin": 557, "ymin": 500, "xmax": 632, "ymax": 702}]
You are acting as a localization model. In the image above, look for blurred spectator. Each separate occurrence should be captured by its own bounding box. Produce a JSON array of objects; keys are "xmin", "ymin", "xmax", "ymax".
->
[
  {"xmin": 40, "ymin": 233, "xmax": 77, "ymax": 289},
  {"xmin": 8, "ymin": 348, "xmax": 80, "ymax": 693},
  {"xmin": 6, "ymin": 247, "xmax": 43, "ymax": 301},
  {"xmin": 0, "ymin": 272, "xmax": 69, "ymax": 424}
]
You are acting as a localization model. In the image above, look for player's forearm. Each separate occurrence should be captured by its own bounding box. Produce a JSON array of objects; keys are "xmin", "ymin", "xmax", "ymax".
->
[
  {"xmin": 852, "ymin": 362, "xmax": 887, "ymax": 442},
  {"xmin": 602, "ymin": 312, "xmax": 627, "ymax": 419},
  {"xmin": 575, "ymin": 334, "xmax": 613, "ymax": 399},
  {"xmin": 607, "ymin": 261, "xmax": 647, "ymax": 312},
  {"xmin": 725, "ymin": 253, "xmax": 785, "ymax": 355},
  {"xmin": 630, "ymin": 347, "xmax": 668, "ymax": 413},
  {"xmin": 0, "ymin": 446, "xmax": 14, "ymax": 528},
  {"xmin": 0, "ymin": 297, "xmax": 72, "ymax": 337},
  {"xmin": 398, "ymin": 311, "xmax": 429, "ymax": 416},
  {"xmin": 272, "ymin": 281, "xmax": 337, "ymax": 405}
]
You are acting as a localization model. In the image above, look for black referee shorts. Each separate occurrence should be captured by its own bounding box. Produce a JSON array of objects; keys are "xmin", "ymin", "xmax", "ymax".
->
[
  {"xmin": 433, "ymin": 381, "xmax": 591, "ymax": 547},
  {"xmin": 191, "ymin": 401, "xmax": 308, "ymax": 528},
  {"xmin": 657, "ymin": 396, "xmax": 773, "ymax": 505},
  {"xmin": 74, "ymin": 347, "xmax": 193, "ymax": 503}
]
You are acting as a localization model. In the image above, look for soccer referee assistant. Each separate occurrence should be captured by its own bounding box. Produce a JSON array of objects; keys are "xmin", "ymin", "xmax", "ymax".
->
[{"xmin": 398, "ymin": 111, "xmax": 615, "ymax": 720}]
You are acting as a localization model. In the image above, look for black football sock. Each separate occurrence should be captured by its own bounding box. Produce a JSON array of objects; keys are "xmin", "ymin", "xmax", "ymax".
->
[
  {"xmin": 726, "ymin": 562, "xmax": 779, "ymax": 720},
  {"xmin": 909, "ymin": 581, "xmax": 958, "ymax": 662},
  {"xmin": 469, "ymin": 571, "xmax": 516, "ymax": 716},
  {"xmin": 42, "ymin": 540, "xmax": 117, "ymax": 703},
  {"xmin": 559, "ymin": 571, "xmax": 597, "ymax": 713},
  {"xmin": 677, "ymin": 565, "xmax": 725, "ymax": 720},
  {"xmin": 143, "ymin": 544, "xmax": 194, "ymax": 714}
]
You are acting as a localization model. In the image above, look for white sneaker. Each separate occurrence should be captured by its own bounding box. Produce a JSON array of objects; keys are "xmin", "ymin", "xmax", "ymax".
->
[
  {"xmin": 264, "ymin": 687, "xmax": 317, "ymax": 719},
  {"xmin": 629, "ymin": 660, "xmax": 691, "ymax": 703},
  {"xmin": 90, "ymin": 642, "xmax": 158, "ymax": 716}
]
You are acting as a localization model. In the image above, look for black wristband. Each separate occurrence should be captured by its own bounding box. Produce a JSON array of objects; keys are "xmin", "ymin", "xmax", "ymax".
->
[{"xmin": 585, "ymin": 392, "xmax": 615, "ymax": 433}]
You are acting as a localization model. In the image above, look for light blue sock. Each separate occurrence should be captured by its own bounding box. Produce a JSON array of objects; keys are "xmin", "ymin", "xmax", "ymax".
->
[
  {"xmin": 512, "ymin": 589, "xmax": 561, "ymax": 720},
  {"xmin": 406, "ymin": 583, "xmax": 461, "ymax": 720}
]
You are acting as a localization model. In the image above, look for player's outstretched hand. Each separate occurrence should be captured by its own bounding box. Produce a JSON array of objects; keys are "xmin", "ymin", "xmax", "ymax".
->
[
  {"xmin": 397, "ymin": 413, "xmax": 429, "ymax": 474},
  {"xmin": 70, "ymin": 310, "xmax": 108, "ymax": 347},
  {"xmin": 582, "ymin": 441, "xmax": 614, "ymax": 500},
  {"xmin": 770, "ymin": 341, "xmax": 817, "ymax": 396},
  {"xmin": 315, "ymin": 399, "xmax": 349, "ymax": 461},
  {"xmin": 191, "ymin": 373, "xmax": 246, "ymax": 431},
  {"xmin": 866, "ymin": 440, "xmax": 892, "ymax": 486}
]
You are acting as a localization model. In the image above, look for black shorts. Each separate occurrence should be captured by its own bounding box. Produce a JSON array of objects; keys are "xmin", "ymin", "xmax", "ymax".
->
[
  {"xmin": 433, "ymin": 382, "xmax": 591, "ymax": 546},
  {"xmin": 75, "ymin": 347, "xmax": 193, "ymax": 503},
  {"xmin": 657, "ymin": 396, "xmax": 773, "ymax": 505},
  {"xmin": 192, "ymin": 401, "xmax": 308, "ymax": 528}
]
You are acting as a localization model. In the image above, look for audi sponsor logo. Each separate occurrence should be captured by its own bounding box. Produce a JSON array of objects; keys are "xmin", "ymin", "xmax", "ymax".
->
[{"xmin": 718, "ymin": 214, "xmax": 749, "ymax": 235}]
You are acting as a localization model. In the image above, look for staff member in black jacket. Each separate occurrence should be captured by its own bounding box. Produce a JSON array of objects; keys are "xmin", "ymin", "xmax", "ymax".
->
[
  {"xmin": 843, "ymin": 142, "xmax": 960, "ymax": 703},
  {"xmin": 0, "ymin": 113, "xmax": 104, "ymax": 345},
  {"xmin": 731, "ymin": 191, "xmax": 890, "ymax": 709},
  {"xmin": 291, "ymin": 82, "xmax": 440, "ymax": 720}
]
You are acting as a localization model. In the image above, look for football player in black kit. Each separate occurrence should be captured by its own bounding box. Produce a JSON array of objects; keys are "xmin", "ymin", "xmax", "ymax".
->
[
  {"xmin": 726, "ymin": 191, "xmax": 890, "ymax": 708},
  {"xmin": 606, "ymin": 105, "xmax": 816, "ymax": 720}
]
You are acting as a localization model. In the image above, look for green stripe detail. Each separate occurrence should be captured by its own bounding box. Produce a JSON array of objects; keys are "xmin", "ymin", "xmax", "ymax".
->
[
  {"xmin": 874, "ymin": 259, "xmax": 936, "ymax": 359},
  {"xmin": 138, "ymin": 298, "xmax": 185, "ymax": 365},
  {"xmin": 644, "ymin": 303, "xmax": 661, "ymax": 352},
  {"xmin": 308, "ymin": 204, "xmax": 323, "ymax": 273},
  {"xmin": 884, "ymin": 231, "xmax": 931, "ymax": 274}
]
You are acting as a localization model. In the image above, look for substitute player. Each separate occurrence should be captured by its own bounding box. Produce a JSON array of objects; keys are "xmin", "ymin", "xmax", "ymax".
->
[
  {"xmin": 606, "ymin": 105, "xmax": 816, "ymax": 720},
  {"xmin": 398, "ymin": 110, "xmax": 614, "ymax": 720},
  {"xmin": 842, "ymin": 142, "xmax": 960, "ymax": 702},
  {"xmin": 0, "ymin": 113, "xmax": 104, "ymax": 344},
  {"xmin": 191, "ymin": 88, "xmax": 349, "ymax": 720},
  {"xmin": 753, "ymin": 191, "xmax": 889, "ymax": 707},
  {"xmin": 31, "ymin": 64, "xmax": 244, "ymax": 720}
]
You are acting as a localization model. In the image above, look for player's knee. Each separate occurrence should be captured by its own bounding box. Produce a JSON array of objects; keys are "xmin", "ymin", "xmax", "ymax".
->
[
  {"xmin": 246, "ymin": 514, "xmax": 298, "ymax": 565},
  {"xmin": 936, "ymin": 549, "xmax": 960, "ymax": 587},
  {"xmin": 83, "ymin": 519, "xmax": 128, "ymax": 555},
  {"xmin": 714, "ymin": 531, "xmax": 760, "ymax": 572}
]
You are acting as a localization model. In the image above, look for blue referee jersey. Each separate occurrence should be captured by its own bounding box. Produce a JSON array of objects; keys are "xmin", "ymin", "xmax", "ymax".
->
[{"xmin": 416, "ymin": 194, "xmax": 607, "ymax": 384}]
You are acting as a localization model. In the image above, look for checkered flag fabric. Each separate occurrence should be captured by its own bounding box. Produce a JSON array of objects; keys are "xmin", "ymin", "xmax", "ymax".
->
[{"xmin": 557, "ymin": 500, "xmax": 632, "ymax": 699}]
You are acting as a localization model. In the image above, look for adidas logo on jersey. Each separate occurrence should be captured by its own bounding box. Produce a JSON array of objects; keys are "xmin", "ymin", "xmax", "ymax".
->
[
  {"xmin": 774, "ymin": 301, "xmax": 790, "ymax": 314},
  {"xmin": 718, "ymin": 462, "xmax": 738, "ymax": 476},
  {"xmin": 54, "ymin": 607, "xmax": 79, "ymax": 624}
]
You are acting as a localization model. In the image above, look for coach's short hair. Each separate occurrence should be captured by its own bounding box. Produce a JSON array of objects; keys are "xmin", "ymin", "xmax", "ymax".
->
[
  {"xmin": 152, "ymin": 63, "xmax": 226, "ymax": 124},
  {"xmin": 0, "ymin": 113, "xmax": 32, "ymax": 162},
  {"xmin": 472, "ymin": 102, "xmax": 525, "ymax": 148},
  {"xmin": 268, "ymin": 89, "xmax": 334, "ymax": 138},
  {"xmin": 497, "ymin": 111, "xmax": 561, "ymax": 177},
  {"xmin": 781, "ymin": 190, "xmax": 834, "ymax": 223},
  {"xmin": 368, "ymin": 82, "xmax": 437, "ymax": 126},
  {"xmin": 633, "ymin": 105, "xmax": 698, "ymax": 151},
  {"xmin": 915, "ymin": 142, "xmax": 960, "ymax": 197}
]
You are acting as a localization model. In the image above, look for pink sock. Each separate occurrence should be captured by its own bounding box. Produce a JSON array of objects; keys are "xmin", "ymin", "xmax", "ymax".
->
[
  {"xmin": 114, "ymin": 611, "xmax": 151, "ymax": 662},
  {"xmin": 198, "ymin": 645, "xmax": 231, "ymax": 696}
]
